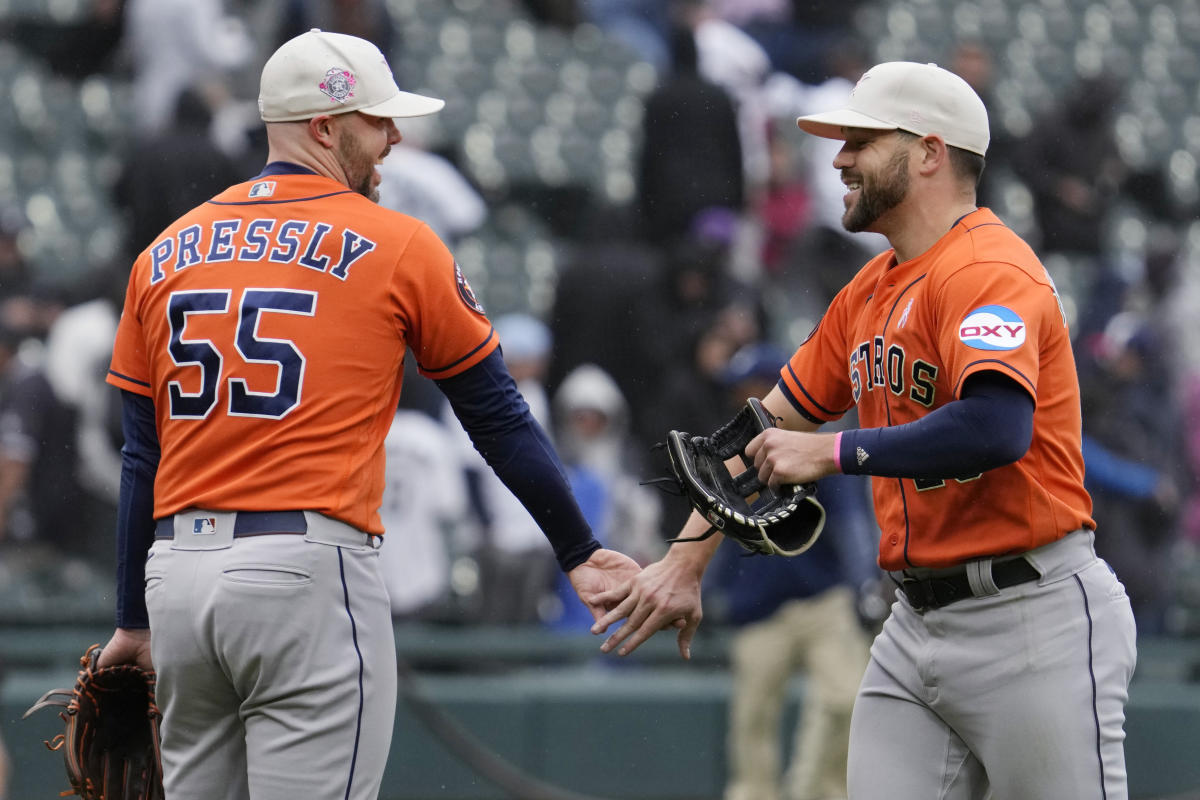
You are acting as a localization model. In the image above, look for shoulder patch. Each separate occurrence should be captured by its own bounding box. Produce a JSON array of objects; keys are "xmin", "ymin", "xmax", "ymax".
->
[
  {"xmin": 454, "ymin": 262, "xmax": 486, "ymax": 315},
  {"xmin": 958, "ymin": 305, "xmax": 1026, "ymax": 351}
]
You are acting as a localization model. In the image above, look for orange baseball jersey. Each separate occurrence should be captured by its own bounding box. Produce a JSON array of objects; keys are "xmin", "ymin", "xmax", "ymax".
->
[
  {"xmin": 781, "ymin": 208, "xmax": 1093, "ymax": 570},
  {"xmin": 107, "ymin": 171, "xmax": 497, "ymax": 534}
]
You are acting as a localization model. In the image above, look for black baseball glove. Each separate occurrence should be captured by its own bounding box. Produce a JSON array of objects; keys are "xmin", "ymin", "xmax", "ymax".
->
[
  {"xmin": 654, "ymin": 397, "xmax": 825, "ymax": 556},
  {"xmin": 23, "ymin": 643, "xmax": 164, "ymax": 800}
]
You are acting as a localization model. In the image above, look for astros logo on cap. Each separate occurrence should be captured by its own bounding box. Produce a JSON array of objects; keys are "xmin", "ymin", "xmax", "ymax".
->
[{"xmin": 319, "ymin": 67, "xmax": 356, "ymax": 103}]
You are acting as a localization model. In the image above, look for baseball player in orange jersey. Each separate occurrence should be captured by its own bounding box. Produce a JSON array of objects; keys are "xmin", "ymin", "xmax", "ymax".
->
[
  {"xmin": 592, "ymin": 62, "xmax": 1137, "ymax": 799},
  {"xmin": 95, "ymin": 29, "xmax": 641, "ymax": 800}
]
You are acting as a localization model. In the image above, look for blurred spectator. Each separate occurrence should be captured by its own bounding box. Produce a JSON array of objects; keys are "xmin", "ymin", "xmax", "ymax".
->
[
  {"xmin": 1013, "ymin": 73, "xmax": 1128, "ymax": 337},
  {"xmin": 275, "ymin": 0, "xmax": 394, "ymax": 54},
  {"xmin": 521, "ymin": 0, "xmax": 584, "ymax": 29},
  {"xmin": 41, "ymin": 270, "xmax": 126, "ymax": 543},
  {"xmin": 443, "ymin": 314, "xmax": 560, "ymax": 624},
  {"xmin": 123, "ymin": 0, "xmax": 254, "ymax": 136},
  {"xmin": 747, "ymin": 0, "xmax": 866, "ymax": 84},
  {"xmin": 947, "ymin": 39, "xmax": 1012, "ymax": 209},
  {"xmin": 5, "ymin": 0, "xmax": 126, "ymax": 79},
  {"xmin": 0, "ymin": 321, "xmax": 85, "ymax": 556},
  {"xmin": 637, "ymin": 24, "xmax": 744, "ymax": 244},
  {"xmin": 0, "ymin": 206, "xmax": 32, "ymax": 305},
  {"xmin": 755, "ymin": 119, "xmax": 812, "ymax": 276},
  {"xmin": 706, "ymin": 342, "xmax": 878, "ymax": 800},
  {"xmin": 115, "ymin": 86, "xmax": 244, "ymax": 256},
  {"xmin": 377, "ymin": 407, "xmax": 469, "ymax": 620},
  {"xmin": 674, "ymin": 0, "xmax": 774, "ymax": 191},
  {"xmin": 545, "ymin": 363, "xmax": 665, "ymax": 629},
  {"xmin": 377, "ymin": 117, "xmax": 487, "ymax": 246},
  {"xmin": 762, "ymin": 40, "xmax": 889, "ymax": 309},
  {"xmin": 579, "ymin": 0, "xmax": 672, "ymax": 72},
  {"xmin": 635, "ymin": 233, "xmax": 763, "ymax": 456},
  {"xmin": 1079, "ymin": 311, "xmax": 1188, "ymax": 635},
  {"xmin": 546, "ymin": 204, "xmax": 663, "ymax": 432}
]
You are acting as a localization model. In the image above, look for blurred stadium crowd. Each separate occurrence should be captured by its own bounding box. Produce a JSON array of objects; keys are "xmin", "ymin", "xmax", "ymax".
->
[{"xmin": 2, "ymin": 0, "xmax": 1200, "ymax": 642}]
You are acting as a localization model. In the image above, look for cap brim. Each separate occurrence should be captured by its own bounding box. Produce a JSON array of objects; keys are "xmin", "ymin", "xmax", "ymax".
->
[
  {"xmin": 796, "ymin": 108, "xmax": 898, "ymax": 140},
  {"xmin": 360, "ymin": 89, "xmax": 445, "ymax": 118}
]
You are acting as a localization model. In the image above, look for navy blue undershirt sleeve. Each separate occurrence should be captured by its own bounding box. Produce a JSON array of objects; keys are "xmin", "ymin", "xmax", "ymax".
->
[
  {"xmin": 115, "ymin": 390, "xmax": 160, "ymax": 629},
  {"xmin": 436, "ymin": 349, "xmax": 601, "ymax": 571},
  {"xmin": 839, "ymin": 371, "xmax": 1034, "ymax": 479}
]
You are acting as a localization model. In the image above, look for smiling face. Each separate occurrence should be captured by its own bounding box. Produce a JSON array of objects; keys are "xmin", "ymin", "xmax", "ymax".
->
[
  {"xmin": 334, "ymin": 112, "xmax": 401, "ymax": 201},
  {"xmin": 834, "ymin": 128, "xmax": 913, "ymax": 234}
]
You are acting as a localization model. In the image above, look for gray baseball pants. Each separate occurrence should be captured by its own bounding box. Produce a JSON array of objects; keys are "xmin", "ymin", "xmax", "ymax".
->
[
  {"xmin": 847, "ymin": 529, "xmax": 1137, "ymax": 800},
  {"xmin": 145, "ymin": 510, "xmax": 397, "ymax": 800}
]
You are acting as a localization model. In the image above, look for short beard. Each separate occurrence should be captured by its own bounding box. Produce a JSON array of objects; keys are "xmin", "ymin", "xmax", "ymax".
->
[
  {"xmin": 843, "ymin": 147, "xmax": 910, "ymax": 233},
  {"xmin": 337, "ymin": 134, "xmax": 380, "ymax": 202}
]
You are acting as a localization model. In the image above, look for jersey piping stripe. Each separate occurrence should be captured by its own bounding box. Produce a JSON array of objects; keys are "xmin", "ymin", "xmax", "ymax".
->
[
  {"xmin": 961, "ymin": 221, "xmax": 1008, "ymax": 233},
  {"xmin": 207, "ymin": 190, "xmax": 356, "ymax": 206},
  {"xmin": 422, "ymin": 328, "xmax": 496, "ymax": 377},
  {"xmin": 781, "ymin": 364, "xmax": 843, "ymax": 418},
  {"xmin": 338, "ymin": 549, "xmax": 366, "ymax": 800},
  {"xmin": 777, "ymin": 381, "xmax": 827, "ymax": 425},
  {"xmin": 954, "ymin": 359, "xmax": 1037, "ymax": 397},
  {"xmin": 880, "ymin": 273, "xmax": 926, "ymax": 568},
  {"xmin": 108, "ymin": 368, "xmax": 152, "ymax": 388},
  {"xmin": 1074, "ymin": 572, "xmax": 1109, "ymax": 800}
]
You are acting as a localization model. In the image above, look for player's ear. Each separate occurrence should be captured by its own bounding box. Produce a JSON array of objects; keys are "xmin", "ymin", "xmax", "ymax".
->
[
  {"xmin": 914, "ymin": 134, "xmax": 949, "ymax": 176},
  {"xmin": 308, "ymin": 115, "xmax": 339, "ymax": 149}
]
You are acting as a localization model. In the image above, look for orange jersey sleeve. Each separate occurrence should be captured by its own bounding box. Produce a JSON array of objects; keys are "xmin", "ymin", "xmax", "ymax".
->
[
  {"xmin": 782, "ymin": 209, "xmax": 1093, "ymax": 570},
  {"xmin": 107, "ymin": 173, "xmax": 497, "ymax": 533}
]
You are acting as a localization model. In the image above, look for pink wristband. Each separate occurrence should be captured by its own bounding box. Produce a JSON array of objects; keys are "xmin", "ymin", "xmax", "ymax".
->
[{"xmin": 832, "ymin": 431, "xmax": 844, "ymax": 473}]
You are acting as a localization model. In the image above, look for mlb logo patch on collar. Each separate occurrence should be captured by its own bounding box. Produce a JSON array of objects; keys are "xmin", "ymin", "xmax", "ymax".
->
[
  {"xmin": 249, "ymin": 181, "xmax": 276, "ymax": 199},
  {"xmin": 959, "ymin": 305, "xmax": 1026, "ymax": 351}
]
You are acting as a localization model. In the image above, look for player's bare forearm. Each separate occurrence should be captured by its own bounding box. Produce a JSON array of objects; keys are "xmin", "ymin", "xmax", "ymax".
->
[
  {"xmin": 746, "ymin": 385, "xmax": 837, "ymax": 486},
  {"xmin": 589, "ymin": 510, "xmax": 720, "ymax": 659}
]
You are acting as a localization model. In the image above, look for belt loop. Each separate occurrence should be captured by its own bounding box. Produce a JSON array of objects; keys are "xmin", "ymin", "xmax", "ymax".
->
[{"xmin": 966, "ymin": 559, "xmax": 1000, "ymax": 597}]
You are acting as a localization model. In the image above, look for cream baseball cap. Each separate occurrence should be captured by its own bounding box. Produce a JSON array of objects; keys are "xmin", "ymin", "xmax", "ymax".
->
[
  {"xmin": 796, "ymin": 61, "xmax": 989, "ymax": 156},
  {"xmin": 259, "ymin": 29, "xmax": 445, "ymax": 122}
]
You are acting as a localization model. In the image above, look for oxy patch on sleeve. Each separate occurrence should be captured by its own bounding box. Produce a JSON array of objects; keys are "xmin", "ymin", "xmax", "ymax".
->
[{"xmin": 958, "ymin": 305, "xmax": 1026, "ymax": 351}]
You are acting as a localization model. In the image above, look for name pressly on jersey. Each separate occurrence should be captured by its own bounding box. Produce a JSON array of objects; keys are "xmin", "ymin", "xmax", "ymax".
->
[{"xmin": 147, "ymin": 219, "xmax": 378, "ymax": 285}]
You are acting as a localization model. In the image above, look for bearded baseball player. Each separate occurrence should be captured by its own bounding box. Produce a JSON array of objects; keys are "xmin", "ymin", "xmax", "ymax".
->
[
  {"xmin": 592, "ymin": 61, "xmax": 1137, "ymax": 799},
  {"xmin": 95, "ymin": 29, "xmax": 640, "ymax": 800}
]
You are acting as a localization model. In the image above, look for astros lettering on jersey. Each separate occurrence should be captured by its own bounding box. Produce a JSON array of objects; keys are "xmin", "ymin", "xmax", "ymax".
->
[
  {"xmin": 107, "ymin": 172, "xmax": 497, "ymax": 534},
  {"xmin": 781, "ymin": 208, "xmax": 1093, "ymax": 570}
]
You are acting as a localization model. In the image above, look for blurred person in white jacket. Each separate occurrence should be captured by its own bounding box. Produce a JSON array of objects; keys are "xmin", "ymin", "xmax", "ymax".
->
[
  {"xmin": 378, "ymin": 409, "xmax": 468, "ymax": 619},
  {"xmin": 124, "ymin": 0, "xmax": 253, "ymax": 136}
]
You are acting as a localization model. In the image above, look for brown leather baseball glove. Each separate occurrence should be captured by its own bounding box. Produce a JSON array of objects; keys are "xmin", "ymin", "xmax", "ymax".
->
[{"xmin": 23, "ymin": 643, "xmax": 164, "ymax": 800}]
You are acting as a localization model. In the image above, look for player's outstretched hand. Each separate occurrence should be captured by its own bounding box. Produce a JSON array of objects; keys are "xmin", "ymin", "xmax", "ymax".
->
[
  {"xmin": 588, "ymin": 555, "xmax": 703, "ymax": 660},
  {"xmin": 95, "ymin": 627, "xmax": 154, "ymax": 672},
  {"xmin": 567, "ymin": 548, "xmax": 643, "ymax": 622}
]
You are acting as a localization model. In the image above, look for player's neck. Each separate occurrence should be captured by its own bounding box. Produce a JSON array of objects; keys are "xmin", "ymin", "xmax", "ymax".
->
[{"xmin": 885, "ymin": 196, "xmax": 978, "ymax": 265}]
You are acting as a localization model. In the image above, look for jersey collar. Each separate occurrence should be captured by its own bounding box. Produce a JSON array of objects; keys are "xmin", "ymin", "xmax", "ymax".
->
[{"xmin": 255, "ymin": 161, "xmax": 320, "ymax": 178}]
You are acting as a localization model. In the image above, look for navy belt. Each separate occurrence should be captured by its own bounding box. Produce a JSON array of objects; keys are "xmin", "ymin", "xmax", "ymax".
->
[
  {"xmin": 154, "ymin": 510, "xmax": 307, "ymax": 539},
  {"xmin": 898, "ymin": 557, "xmax": 1040, "ymax": 612}
]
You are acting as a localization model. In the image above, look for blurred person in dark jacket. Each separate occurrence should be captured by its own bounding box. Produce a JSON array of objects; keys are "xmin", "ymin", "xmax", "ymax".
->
[
  {"xmin": 637, "ymin": 24, "xmax": 744, "ymax": 244},
  {"xmin": 115, "ymin": 86, "xmax": 243, "ymax": 257},
  {"xmin": 1079, "ymin": 311, "xmax": 1188, "ymax": 635},
  {"xmin": 707, "ymin": 343, "xmax": 880, "ymax": 800}
]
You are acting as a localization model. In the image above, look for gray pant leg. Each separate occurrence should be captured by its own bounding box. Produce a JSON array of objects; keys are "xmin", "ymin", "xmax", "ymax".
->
[{"xmin": 147, "ymin": 529, "xmax": 397, "ymax": 800}]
